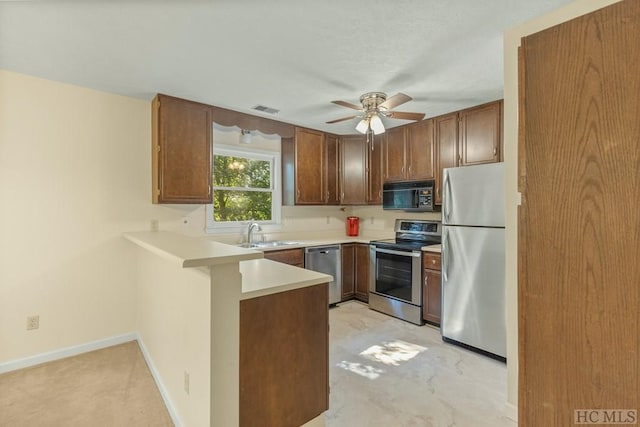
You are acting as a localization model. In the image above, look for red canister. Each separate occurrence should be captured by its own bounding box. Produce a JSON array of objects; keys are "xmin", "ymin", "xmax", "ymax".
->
[{"xmin": 346, "ymin": 216, "xmax": 360, "ymax": 236}]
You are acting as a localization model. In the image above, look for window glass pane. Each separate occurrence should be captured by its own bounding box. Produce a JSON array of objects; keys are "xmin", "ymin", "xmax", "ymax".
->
[
  {"xmin": 213, "ymin": 155, "xmax": 270, "ymax": 189},
  {"xmin": 213, "ymin": 190, "xmax": 272, "ymax": 222}
]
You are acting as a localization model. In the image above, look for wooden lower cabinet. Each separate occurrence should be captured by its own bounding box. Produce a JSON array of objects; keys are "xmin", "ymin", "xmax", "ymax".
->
[
  {"xmin": 341, "ymin": 244, "xmax": 355, "ymax": 300},
  {"xmin": 355, "ymin": 243, "xmax": 369, "ymax": 302},
  {"xmin": 422, "ymin": 252, "xmax": 442, "ymax": 326},
  {"xmin": 263, "ymin": 248, "xmax": 304, "ymax": 268},
  {"xmin": 341, "ymin": 243, "xmax": 369, "ymax": 302},
  {"xmin": 240, "ymin": 283, "xmax": 329, "ymax": 427}
]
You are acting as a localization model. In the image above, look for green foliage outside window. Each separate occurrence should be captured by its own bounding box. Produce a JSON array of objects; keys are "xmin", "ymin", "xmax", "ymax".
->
[{"xmin": 212, "ymin": 154, "xmax": 273, "ymax": 222}]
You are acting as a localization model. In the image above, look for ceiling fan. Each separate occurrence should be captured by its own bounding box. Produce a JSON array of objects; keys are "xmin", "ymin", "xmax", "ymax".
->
[{"xmin": 326, "ymin": 92, "xmax": 425, "ymax": 135}]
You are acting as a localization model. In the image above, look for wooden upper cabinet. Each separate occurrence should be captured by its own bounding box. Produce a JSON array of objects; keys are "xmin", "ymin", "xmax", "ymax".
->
[
  {"xmin": 339, "ymin": 135, "xmax": 367, "ymax": 205},
  {"xmin": 294, "ymin": 128, "xmax": 326, "ymax": 204},
  {"xmin": 458, "ymin": 101, "xmax": 501, "ymax": 166},
  {"xmin": 406, "ymin": 119, "xmax": 435, "ymax": 180},
  {"xmin": 382, "ymin": 127, "xmax": 407, "ymax": 182},
  {"xmin": 152, "ymin": 94, "xmax": 212, "ymax": 204},
  {"xmin": 367, "ymin": 135, "xmax": 383, "ymax": 204},
  {"xmin": 434, "ymin": 112, "xmax": 459, "ymax": 205},
  {"xmin": 325, "ymin": 134, "xmax": 340, "ymax": 205}
]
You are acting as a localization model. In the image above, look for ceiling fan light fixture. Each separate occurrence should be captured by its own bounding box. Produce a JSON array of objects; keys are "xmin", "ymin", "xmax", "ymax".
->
[
  {"xmin": 370, "ymin": 114, "xmax": 385, "ymax": 135},
  {"xmin": 355, "ymin": 118, "xmax": 370, "ymax": 134}
]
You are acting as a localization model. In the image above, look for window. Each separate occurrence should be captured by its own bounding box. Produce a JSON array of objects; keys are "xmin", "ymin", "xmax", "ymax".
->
[{"xmin": 206, "ymin": 145, "xmax": 281, "ymax": 232}]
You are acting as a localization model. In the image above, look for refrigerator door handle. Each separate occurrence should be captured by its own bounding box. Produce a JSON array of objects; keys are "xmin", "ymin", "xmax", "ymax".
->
[
  {"xmin": 444, "ymin": 172, "xmax": 452, "ymax": 223},
  {"xmin": 442, "ymin": 229, "xmax": 449, "ymax": 282}
]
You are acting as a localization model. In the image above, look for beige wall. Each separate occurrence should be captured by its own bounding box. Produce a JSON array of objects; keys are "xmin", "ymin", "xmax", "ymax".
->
[
  {"xmin": 503, "ymin": 0, "xmax": 621, "ymax": 412},
  {"xmin": 0, "ymin": 70, "xmax": 191, "ymax": 363}
]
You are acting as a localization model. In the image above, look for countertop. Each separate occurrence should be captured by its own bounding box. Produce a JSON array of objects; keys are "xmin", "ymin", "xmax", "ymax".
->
[
  {"xmin": 240, "ymin": 258, "xmax": 332, "ymax": 300},
  {"xmin": 124, "ymin": 231, "xmax": 263, "ymax": 268},
  {"xmin": 422, "ymin": 244, "xmax": 441, "ymax": 253}
]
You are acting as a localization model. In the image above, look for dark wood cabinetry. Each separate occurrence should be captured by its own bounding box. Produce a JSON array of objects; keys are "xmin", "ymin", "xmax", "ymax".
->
[
  {"xmin": 434, "ymin": 112, "xmax": 458, "ymax": 205},
  {"xmin": 341, "ymin": 243, "xmax": 369, "ymax": 302},
  {"xmin": 367, "ymin": 136, "xmax": 383, "ymax": 204},
  {"xmin": 325, "ymin": 134, "xmax": 340, "ymax": 205},
  {"xmin": 152, "ymin": 94, "xmax": 212, "ymax": 204},
  {"xmin": 339, "ymin": 135, "xmax": 368, "ymax": 205},
  {"xmin": 458, "ymin": 101, "xmax": 501, "ymax": 166},
  {"xmin": 355, "ymin": 243, "xmax": 370, "ymax": 302},
  {"xmin": 382, "ymin": 119, "xmax": 435, "ymax": 183},
  {"xmin": 292, "ymin": 128, "xmax": 326, "ymax": 205},
  {"xmin": 341, "ymin": 244, "xmax": 355, "ymax": 300},
  {"xmin": 422, "ymin": 252, "xmax": 441, "ymax": 326},
  {"xmin": 263, "ymin": 248, "xmax": 304, "ymax": 268},
  {"xmin": 433, "ymin": 102, "xmax": 502, "ymax": 204}
]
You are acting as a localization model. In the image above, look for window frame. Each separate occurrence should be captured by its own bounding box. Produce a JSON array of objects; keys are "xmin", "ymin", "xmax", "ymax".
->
[{"xmin": 205, "ymin": 144, "xmax": 282, "ymax": 234}]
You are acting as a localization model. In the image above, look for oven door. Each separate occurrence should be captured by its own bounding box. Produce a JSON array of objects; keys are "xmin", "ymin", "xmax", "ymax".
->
[{"xmin": 370, "ymin": 247, "xmax": 422, "ymax": 305}]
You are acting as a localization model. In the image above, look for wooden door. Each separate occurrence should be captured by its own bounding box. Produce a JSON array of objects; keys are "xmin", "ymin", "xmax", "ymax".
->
[
  {"xmin": 355, "ymin": 243, "xmax": 370, "ymax": 302},
  {"xmin": 519, "ymin": 1, "xmax": 640, "ymax": 425},
  {"xmin": 406, "ymin": 119, "xmax": 435, "ymax": 180},
  {"xmin": 367, "ymin": 135, "xmax": 383, "ymax": 204},
  {"xmin": 382, "ymin": 127, "xmax": 407, "ymax": 182},
  {"xmin": 294, "ymin": 128, "xmax": 325, "ymax": 204},
  {"xmin": 458, "ymin": 101, "xmax": 501, "ymax": 166},
  {"xmin": 341, "ymin": 244, "xmax": 355, "ymax": 300},
  {"xmin": 325, "ymin": 134, "xmax": 340, "ymax": 205},
  {"xmin": 422, "ymin": 252, "xmax": 441, "ymax": 326},
  {"xmin": 434, "ymin": 112, "xmax": 458, "ymax": 204},
  {"xmin": 153, "ymin": 94, "xmax": 212, "ymax": 204},
  {"xmin": 339, "ymin": 135, "xmax": 367, "ymax": 205}
]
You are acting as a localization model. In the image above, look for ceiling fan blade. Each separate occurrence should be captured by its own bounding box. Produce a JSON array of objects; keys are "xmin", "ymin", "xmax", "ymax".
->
[
  {"xmin": 331, "ymin": 100, "xmax": 363, "ymax": 110},
  {"xmin": 386, "ymin": 111, "xmax": 425, "ymax": 121},
  {"xmin": 379, "ymin": 93, "xmax": 412, "ymax": 110},
  {"xmin": 326, "ymin": 115, "xmax": 359, "ymax": 124}
]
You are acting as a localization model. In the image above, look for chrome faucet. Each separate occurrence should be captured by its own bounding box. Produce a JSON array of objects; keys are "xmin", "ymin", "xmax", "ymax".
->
[{"xmin": 247, "ymin": 222, "xmax": 262, "ymax": 245}]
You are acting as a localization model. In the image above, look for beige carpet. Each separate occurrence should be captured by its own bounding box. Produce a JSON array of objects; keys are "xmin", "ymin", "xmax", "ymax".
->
[{"xmin": 0, "ymin": 341, "xmax": 173, "ymax": 427}]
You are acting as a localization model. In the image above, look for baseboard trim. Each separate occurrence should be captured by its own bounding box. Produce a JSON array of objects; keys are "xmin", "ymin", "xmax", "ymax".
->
[
  {"xmin": 0, "ymin": 332, "xmax": 138, "ymax": 374},
  {"xmin": 135, "ymin": 334, "xmax": 183, "ymax": 427},
  {"xmin": 504, "ymin": 402, "xmax": 518, "ymax": 422}
]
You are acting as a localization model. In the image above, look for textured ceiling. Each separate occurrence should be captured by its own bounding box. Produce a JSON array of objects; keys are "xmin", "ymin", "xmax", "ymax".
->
[{"xmin": 0, "ymin": 0, "xmax": 573, "ymax": 135}]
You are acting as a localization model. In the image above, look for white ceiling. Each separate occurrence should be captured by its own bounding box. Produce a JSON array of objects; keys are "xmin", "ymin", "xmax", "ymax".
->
[{"xmin": 0, "ymin": 0, "xmax": 573, "ymax": 135}]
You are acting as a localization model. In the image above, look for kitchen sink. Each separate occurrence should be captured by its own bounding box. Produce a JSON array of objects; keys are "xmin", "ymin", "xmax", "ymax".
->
[{"xmin": 236, "ymin": 241, "xmax": 300, "ymax": 249}]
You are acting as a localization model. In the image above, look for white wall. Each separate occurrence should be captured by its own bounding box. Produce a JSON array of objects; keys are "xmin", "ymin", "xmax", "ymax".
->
[{"xmin": 503, "ymin": 0, "xmax": 621, "ymax": 413}]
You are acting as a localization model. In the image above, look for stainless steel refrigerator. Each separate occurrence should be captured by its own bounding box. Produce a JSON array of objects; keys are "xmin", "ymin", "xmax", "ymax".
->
[{"xmin": 441, "ymin": 162, "xmax": 506, "ymax": 360}]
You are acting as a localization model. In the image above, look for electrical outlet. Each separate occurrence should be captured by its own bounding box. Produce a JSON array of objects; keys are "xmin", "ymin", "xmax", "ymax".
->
[
  {"xmin": 184, "ymin": 371, "xmax": 190, "ymax": 395},
  {"xmin": 150, "ymin": 219, "xmax": 159, "ymax": 232},
  {"xmin": 26, "ymin": 315, "xmax": 39, "ymax": 330}
]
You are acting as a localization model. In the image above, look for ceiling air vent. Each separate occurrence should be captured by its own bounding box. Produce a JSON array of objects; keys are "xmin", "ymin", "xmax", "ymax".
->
[{"xmin": 252, "ymin": 105, "xmax": 280, "ymax": 115}]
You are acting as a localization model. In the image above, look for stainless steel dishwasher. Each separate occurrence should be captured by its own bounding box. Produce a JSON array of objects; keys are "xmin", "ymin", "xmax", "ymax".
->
[{"xmin": 304, "ymin": 245, "xmax": 341, "ymax": 305}]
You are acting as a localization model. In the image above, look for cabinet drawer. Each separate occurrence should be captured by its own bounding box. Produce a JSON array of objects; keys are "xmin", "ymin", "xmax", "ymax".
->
[
  {"xmin": 422, "ymin": 252, "xmax": 441, "ymax": 271},
  {"xmin": 264, "ymin": 248, "xmax": 304, "ymax": 267}
]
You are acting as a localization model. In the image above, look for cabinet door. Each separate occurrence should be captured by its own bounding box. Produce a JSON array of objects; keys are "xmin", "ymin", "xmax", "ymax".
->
[
  {"xmin": 153, "ymin": 94, "xmax": 212, "ymax": 204},
  {"xmin": 341, "ymin": 244, "xmax": 355, "ymax": 300},
  {"xmin": 263, "ymin": 248, "xmax": 305, "ymax": 268},
  {"xmin": 325, "ymin": 134, "xmax": 340, "ymax": 205},
  {"xmin": 434, "ymin": 112, "xmax": 458, "ymax": 205},
  {"xmin": 294, "ymin": 128, "xmax": 326, "ymax": 204},
  {"xmin": 406, "ymin": 119, "xmax": 435, "ymax": 180},
  {"xmin": 339, "ymin": 135, "xmax": 367, "ymax": 205},
  {"xmin": 423, "ymin": 269, "xmax": 441, "ymax": 325},
  {"xmin": 355, "ymin": 243, "xmax": 370, "ymax": 302},
  {"xmin": 367, "ymin": 135, "xmax": 383, "ymax": 204},
  {"xmin": 458, "ymin": 101, "xmax": 501, "ymax": 166},
  {"xmin": 382, "ymin": 127, "xmax": 407, "ymax": 182}
]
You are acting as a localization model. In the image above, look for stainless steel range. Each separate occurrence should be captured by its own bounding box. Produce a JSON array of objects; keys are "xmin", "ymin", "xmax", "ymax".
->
[{"xmin": 369, "ymin": 219, "xmax": 441, "ymax": 325}]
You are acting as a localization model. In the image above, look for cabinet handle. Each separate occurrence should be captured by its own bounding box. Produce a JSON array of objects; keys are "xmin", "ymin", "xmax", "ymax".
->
[
  {"xmin": 401, "ymin": 166, "xmax": 405, "ymax": 175},
  {"xmin": 326, "ymin": 191, "xmax": 329, "ymax": 201},
  {"xmin": 493, "ymin": 147, "xmax": 497, "ymax": 156},
  {"xmin": 297, "ymin": 189, "xmax": 300, "ymax": 198}
]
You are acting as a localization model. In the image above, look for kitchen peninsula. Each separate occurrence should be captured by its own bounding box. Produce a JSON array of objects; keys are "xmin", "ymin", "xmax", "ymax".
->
[{"xmin": 124, "ymin": 231, "xmax": 331, "ymax": 427}]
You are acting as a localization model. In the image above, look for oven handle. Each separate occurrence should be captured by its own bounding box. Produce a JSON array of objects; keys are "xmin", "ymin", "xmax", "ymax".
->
[{"xmin": 374, "ymin": 247, "xmax": 421, "ymax": 258}]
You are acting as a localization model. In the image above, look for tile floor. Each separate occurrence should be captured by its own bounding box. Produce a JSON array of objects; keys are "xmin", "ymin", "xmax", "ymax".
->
[{"xmin": 326, "ymin": 301, "xmax": 516, "ymax": 427}]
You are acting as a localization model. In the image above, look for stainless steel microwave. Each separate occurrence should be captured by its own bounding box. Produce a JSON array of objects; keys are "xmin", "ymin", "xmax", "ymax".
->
[{"xmin": 382, "ymin": 180, "xmax": 436, "ymax": 212}]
